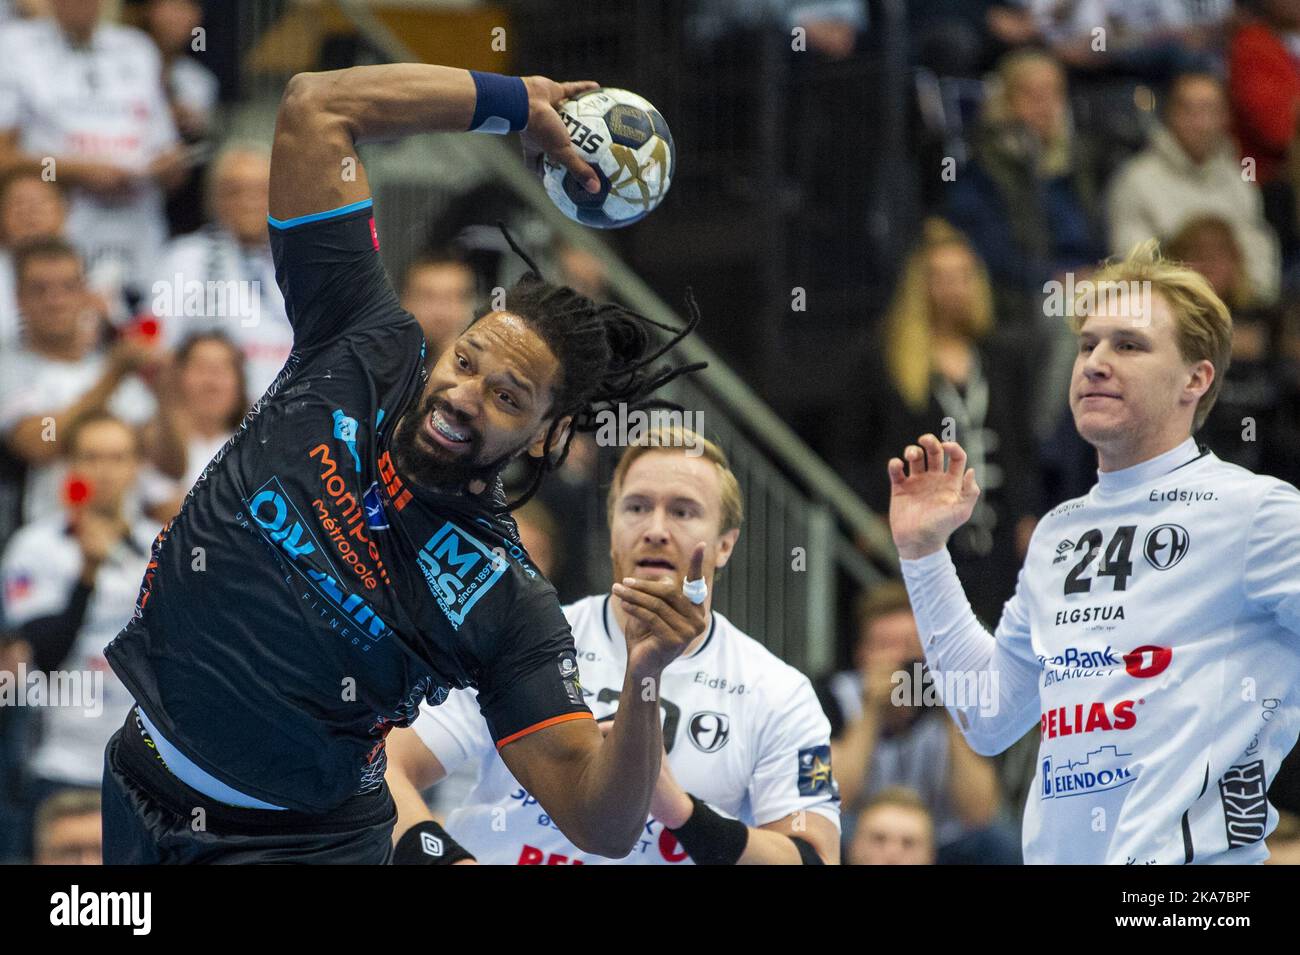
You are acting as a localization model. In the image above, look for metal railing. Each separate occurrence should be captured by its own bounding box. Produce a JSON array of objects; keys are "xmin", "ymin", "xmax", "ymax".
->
[{"xmin": 231, "ymin": 0, "xmax": 896, "ymax": 675}]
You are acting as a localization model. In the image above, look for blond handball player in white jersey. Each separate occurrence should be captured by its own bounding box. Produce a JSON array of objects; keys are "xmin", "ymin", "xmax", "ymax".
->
[
  {"xmin": 384, "ymin": 427, "xmax": 841, "ymax": 865},
  {"xmin": 889, "ymin": 243, "xmax": 1300, "ymax": 864}
]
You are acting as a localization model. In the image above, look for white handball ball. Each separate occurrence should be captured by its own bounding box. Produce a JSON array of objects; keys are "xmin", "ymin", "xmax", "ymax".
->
[{"xmin": 540, "ymin": 87, "xmax": 676, "ymax": 229}]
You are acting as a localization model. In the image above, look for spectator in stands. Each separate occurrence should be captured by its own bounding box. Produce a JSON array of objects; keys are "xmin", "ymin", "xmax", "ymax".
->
[
  {"xmin": 0, "ymin": 626, "xmax": 31, "ymax": 861},
  {"xmin": 0, "ymin": 237, "xmax": 160, "ymax": 526},
  {"xmin": 556, "ymin": 241, "xmax": 610, "ymax": 301},
  {"xmin": 146, "ymin": 0, "xmax": 219, "ymax": 237},
  {"xmin": 399, "ymin": 250, "xmax": 475, "ymax": 365},
  {"xmin": 840, "ymin": 219, "xmax": 1040, "ymax": 624},
  {"xmin": 1, "ymin": 412, "xmax": 154, "ymax": 859},
  {"xmin": 905, "ymin": 1, "xmax": 1048, "ymax": 77},
  {"xmin": 687, "ymin": 0, "xmax": 868, "ymax": 58},
  {"xmin": 1163, "ymin": 213, "xmax": 1259, "ymax": 310},
  {"xmin": 1107, "ymin": 72, "xmax": 1279, "ymax": 304},
  {"xmin": 816, "ymin": 581, "xmax": 1021, "ymax": 864},
  {"xmin": 1228, "ymin": 0, "xmax": 1300, "ymax": 263},
  {"xmin": 1167, "ymin": 217, "xmax": 1300, "ymax": 485},
  {"xmin": 31, "ymin": 788, "xmax": 102, "ymax": 865},
  {"xmin": 1008, "ymin": 0, "xmax": 1227, "ymax": 75},
  {"xmin": 153, "ymin": 144, "xmax": 290, "ymax": 400},
  {"xmin": 0, "ymin": 0, "xmax": 187, "ymax": 306},
  {"xmin": 0, "ymin": 171, "xmax": 68, "ymax": 351},
  {"xmin": 511, "ymin": 497, "xmax": 560, "ymax": 583},
  {"xmin": 846, "ymin": 787, "xmax": 937, "ymax": 865},
  {"xmin": 947, "ymin": 48, "xmax": 1106, "ymax": 326},
  {"xmin": 147, "ymin": 0, "xmax": 217, "ymax": 147},
  {"xmin": 138, "ymin": 331, "xmax": 246, "ymax": 522}
]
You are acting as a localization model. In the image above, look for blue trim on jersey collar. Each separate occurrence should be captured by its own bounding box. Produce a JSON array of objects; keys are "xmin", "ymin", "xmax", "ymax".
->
[
  {"xmin": 267, "ymin": 198, "xmax": 373, "ymax": 230},
  {"xmin": 601, "ymin": 593, "xmax": 717, "ymax": 659}
]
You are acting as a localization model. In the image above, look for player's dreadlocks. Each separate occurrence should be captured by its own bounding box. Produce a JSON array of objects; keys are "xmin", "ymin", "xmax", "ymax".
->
[{"xmin": 490, "ymin": 224, "xmax": 706, "ymax": 512}]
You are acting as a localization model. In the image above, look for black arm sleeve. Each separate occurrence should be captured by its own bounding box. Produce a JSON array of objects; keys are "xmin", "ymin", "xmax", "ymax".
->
[
  {"xmin": 475, "ymin": 588, "xmax": 593, "ymax": 749},
  {"xmin": 267, "ymin": 199, "xmax": 409, "ymax": 350},
  {"xmin": 21, "ymin": 580, "xmax": 94, "ymax": 672}
]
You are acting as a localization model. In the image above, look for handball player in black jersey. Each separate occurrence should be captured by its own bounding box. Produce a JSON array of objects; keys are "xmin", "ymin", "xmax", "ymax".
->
[{"xmin": 100, "ymin": 64, "xmax": 708, "ymax": 863}]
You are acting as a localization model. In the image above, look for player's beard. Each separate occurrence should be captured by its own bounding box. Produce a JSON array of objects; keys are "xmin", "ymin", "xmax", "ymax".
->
[{"xmin": 390, "ymin": 394, "xmax": 522, "ymax": 493}]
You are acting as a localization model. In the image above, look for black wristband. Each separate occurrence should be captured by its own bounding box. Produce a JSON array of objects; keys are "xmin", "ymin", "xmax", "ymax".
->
[
  {"xmin": 789, "ymin": 835, "xmax": 824, "ymax": 865},
  {"xmin": 666, "ymin": 794, "xmax": 749, "ymax": 865},
  {"xmin": 393, "ymin": 820, "xmax": 476, "ymax": 866}
]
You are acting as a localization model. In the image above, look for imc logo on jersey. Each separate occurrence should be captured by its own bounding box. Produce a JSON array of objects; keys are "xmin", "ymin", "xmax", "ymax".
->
[
  {"xmin": 417, "ymin": 522, "xmax": 507, "ymax": 629},
  {"xmin": 1041, "ymin": 745, "xmax": 1135, "ymax": 799},
  {"xmin": 797, "ymin": 745, "xmax": 834, "ymax": 797},
  {"xmin": 1040, "ymin": 699, "xmax": 1139, "ymax": 740}
]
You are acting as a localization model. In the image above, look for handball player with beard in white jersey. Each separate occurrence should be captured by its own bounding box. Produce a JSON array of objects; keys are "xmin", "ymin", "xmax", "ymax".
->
[
  {"xmin": 384, "ymin": 427, "xmax": 841, "ymax": 865},
  {"xmin": 889, "ymin": 243, "xmax": 1300, "ymax": 864}
]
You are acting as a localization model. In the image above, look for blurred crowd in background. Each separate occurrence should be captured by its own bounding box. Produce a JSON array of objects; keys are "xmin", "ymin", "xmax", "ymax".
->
[{"xmin": 1, "ymin": 0, "xmax": 1300, "ymax": 865}]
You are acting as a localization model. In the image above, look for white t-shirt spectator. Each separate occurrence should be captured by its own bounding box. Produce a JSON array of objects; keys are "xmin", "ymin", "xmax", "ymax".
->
[
  {"xmin": 1019, "ymin": 0, "xmax": 1230, "ymax": 44},
  {"xmin": 153, "ymin": 226, "xmax": 293, "ymax": 399},
  {"xmin": 0, "ymin": 18, "xmax": 179, "ymax": 294},
  {"xmin": 167, "ymin": 54, "xmax": 219, "ymax": 123},
  {"xmin": 0, "ymin": 348, "xmax": 156, "ymax": 523},
  {"xmin": 1, "ymin": 509, "xmax": 155, "ymax": 787},
  {"xmin": 137, "ymin": 429, "xmax": 232, "ymax": 513}
]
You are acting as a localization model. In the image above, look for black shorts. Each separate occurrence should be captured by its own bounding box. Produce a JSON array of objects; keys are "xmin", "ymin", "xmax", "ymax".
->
[{"xmin": 101, "ymin": 708, "xmax": 396, "ymax": 864}]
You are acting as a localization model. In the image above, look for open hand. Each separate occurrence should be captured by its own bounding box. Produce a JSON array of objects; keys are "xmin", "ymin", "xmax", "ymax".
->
[{"xmin": 887, "ymin": 434, "xmax": 980, "ymax": 560}]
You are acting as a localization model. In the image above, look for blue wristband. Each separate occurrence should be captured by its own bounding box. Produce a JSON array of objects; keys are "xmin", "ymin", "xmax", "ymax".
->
[{"xmin": 468, "ymin": 71, "xmax": 529, "ymax": 134}]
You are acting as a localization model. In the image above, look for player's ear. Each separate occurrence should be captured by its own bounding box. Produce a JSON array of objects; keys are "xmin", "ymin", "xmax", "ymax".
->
[
  {"xmin": 713, "ymin": 527, "xmax": 740, "ymax": 570},
  {"xmin": 1186, "ymin": 358, "xmax": 1214, "ymax": 402},
  {"xmin": 527, "ymin": 414, "xmax": 573, "ymax": 460}
]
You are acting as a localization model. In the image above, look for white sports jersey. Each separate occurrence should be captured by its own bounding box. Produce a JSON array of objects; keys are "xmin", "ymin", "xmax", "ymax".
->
[
  {"xmin": 0, "ymin": 348, "xmax": 156, "ymax": 523},
  {"xmin": 902, "ymin": 438, "xmax": 1300, "ymax": 864},
  {"xmin": 412, "ymin": 593, "xmax": 839, "ymax": 865},
  {"xmin": 0, "ymin": 19, "xmax": 178, "ymax": 292},
  {"xmin": 2, "ymin": 512, "xmax": 154, "ymax": 786},
  {"xmin": 152, "ymin": 228, "xmax": 293, "ymax": 399}
]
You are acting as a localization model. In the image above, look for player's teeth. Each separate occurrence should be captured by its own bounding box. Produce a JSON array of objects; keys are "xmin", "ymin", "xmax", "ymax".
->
[{"xmin": 433, "ymin": 412, "xmax": 468, "ymax": 441}]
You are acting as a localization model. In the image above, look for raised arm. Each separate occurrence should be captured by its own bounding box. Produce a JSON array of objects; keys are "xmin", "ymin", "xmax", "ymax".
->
[
  {"xmin": 268, "ymin": 64, "xmax": 601, "ymax": 222},
  {"xmin": 889, "ymin": 433, "xmax": 1041, "ymax": 755}
]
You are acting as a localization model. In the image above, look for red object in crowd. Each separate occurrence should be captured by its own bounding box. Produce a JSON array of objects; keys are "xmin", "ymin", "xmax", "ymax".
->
[
  {"xmin": 132, "ymin": 314, "xmax": 161, "ymax": 340},
  {"xmin": 1228, "ymin": 21, "xmax": 1300, "ymax": 186},
  {"xmin": 63, "ymin": 473, "xmax": 94, "ymax": 508}
]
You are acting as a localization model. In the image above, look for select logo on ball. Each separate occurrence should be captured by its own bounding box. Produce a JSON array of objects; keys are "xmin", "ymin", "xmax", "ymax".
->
[{"xmin": 541, "ymin": 87, "xmax": 675, "ymax": 229}]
